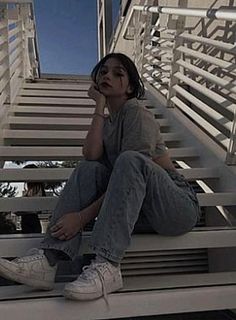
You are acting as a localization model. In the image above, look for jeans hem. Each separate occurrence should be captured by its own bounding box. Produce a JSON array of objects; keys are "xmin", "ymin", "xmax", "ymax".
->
[
  {"xmin": 39, "ymin": 242, "xmax": 76, "ymax": 260},
  {"xmin": 90, "ymin": 244, "xmax": 122, "ymax": 264}
]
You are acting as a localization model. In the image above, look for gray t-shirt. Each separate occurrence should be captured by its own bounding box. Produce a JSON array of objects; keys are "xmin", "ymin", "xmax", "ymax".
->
[{"xmin": 102, "ymin": 97, "xmax": 167, "ymax": 169}]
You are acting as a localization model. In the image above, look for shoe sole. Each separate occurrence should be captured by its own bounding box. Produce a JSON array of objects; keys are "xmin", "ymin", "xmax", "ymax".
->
[
  {"xmin": 63, "ymin": 280, "xmax": 123, "ymax": 301},
  {"xmin": 0, "ymin": 262, "xmax": 54, "ymax": 291}
]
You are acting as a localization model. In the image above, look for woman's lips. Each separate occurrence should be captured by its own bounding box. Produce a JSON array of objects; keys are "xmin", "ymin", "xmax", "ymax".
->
[{"xmin": 100, "ymin": 82, "xmax": 112, "ymax": 88}]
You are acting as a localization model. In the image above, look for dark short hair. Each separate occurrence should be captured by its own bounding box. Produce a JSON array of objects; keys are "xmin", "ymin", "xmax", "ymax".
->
[{"xmin": 91, "ymin": 53, "xmax": 145, "ymax": 99}]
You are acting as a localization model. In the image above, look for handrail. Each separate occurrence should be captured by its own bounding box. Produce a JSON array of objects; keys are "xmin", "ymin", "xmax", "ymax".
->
[
  {"xmin": 0, "ymin": 1, "xmax": 39, "ymax": 165},
  {"xmin": 121, "ymin": 3, "xmax": 236, "ymax": 165},
  {"xmin": 123, "ymin": 5, "xmax": 236, "ymax": 39},
  {"xmin": 0, "ymin": 2, "xmax": 39, "ymax": 104}
]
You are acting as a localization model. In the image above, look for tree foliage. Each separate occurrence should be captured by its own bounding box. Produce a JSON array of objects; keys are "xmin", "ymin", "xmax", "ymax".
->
[{"xmin": 0, "ymin": 183, "xmax": 17, "ymax": 198}]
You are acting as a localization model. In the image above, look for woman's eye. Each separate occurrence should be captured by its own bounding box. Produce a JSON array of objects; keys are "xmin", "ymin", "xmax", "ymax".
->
[
  {"xmin": 115, "ymin": 73, "xmax": 124, "ymax": 77},
  {"xmin": 100, "ymin": 70, "xmax": 106, "ymax": 75}
]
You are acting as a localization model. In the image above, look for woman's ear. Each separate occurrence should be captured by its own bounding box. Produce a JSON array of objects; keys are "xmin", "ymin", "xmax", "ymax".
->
[{"xmin": 126, "ymin": 84, "xmax": 133, "ymax": 96}]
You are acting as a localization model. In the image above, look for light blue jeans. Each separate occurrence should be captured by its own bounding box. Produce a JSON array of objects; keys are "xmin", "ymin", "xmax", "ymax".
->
[{"xmin": 40, "ymin": 151, "xmax": 200, "ymax": 263}]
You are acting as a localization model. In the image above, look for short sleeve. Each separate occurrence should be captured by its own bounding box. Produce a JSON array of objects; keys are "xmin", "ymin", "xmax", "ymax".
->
[{"xmin": 121, "ymin": 104, "xmax": 160, "ymax": 157}]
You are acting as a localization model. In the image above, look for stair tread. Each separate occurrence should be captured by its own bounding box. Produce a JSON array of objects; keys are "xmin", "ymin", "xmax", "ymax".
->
[
  {"xmin": 7, "ymin": 116, "xmax": 169, "ymax": 129},
  {"xmin": 22, "ymin": 82, "xmax": 91, "ymax": 91},
  {"xmin": 0, "ymin": 167, "xmax": 220, "ymax": 182},
  {"xmin": 0, "ymin": 193, "xmax": 235, "ymax": 212},
  {"xmin": 3, "ymin": 129, "xmax": 180, "ymax": 143},
  {"xmin": 1, "ymin": 271, "xmax": 236, "ymax": 301},
  {"xmin": 16, "ymin": 96, "xmax": 95, "ymax": 105},
  {"xmin": 0, "ymin": 146, "xmax": 198, "ymax": 160},
  {"xmin": 0, "ymin": 285, "xmax": 236, "ymax": 319},
  {"xmin": 0, "ymin": 227, "xmax": 235, "ymax": 258},
  {"xmin": 20, "ymin": 89, "xmax": 89, "ymax": 98}
]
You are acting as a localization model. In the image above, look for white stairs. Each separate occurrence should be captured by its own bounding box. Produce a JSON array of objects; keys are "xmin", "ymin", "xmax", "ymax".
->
[{"xmin": 0, "ymin": 77, "xmax": 236, "ymax": 319}]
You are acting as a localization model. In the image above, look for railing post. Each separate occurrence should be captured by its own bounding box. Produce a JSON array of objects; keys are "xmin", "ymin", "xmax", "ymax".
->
[
  {"xmin": 0, "ymin": 3, "xmax": 11, "ymax": 105},
  {"xmin": 226, "ymin": 109, "xmax": 236, "ymax": 165},
  {"xmin": 20, "ymin": 3, "xmax": 38, "ymax": 80},
  {"xmin": 166, "ymin": 13, "xmax": 186, "ymax": 108},
  {"xmin": 134, "ymin": 8, "xmax": 152, "ymax": 77}
]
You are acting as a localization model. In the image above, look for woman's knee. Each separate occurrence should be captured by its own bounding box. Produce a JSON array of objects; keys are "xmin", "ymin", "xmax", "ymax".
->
[
  {"xmin": 73, "ymin": 160, "xmax": 105, "ymax": 177},
  {"xmin": 115, "ymin": 150, "xmax": 144, "ymax": 167}
]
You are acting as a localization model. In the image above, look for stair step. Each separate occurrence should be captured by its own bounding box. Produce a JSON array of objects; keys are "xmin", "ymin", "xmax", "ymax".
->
[
  {"xmin": 13, "ymin": 105, "xmax": 96, "ymax": 117},
  {"xmin": 3, "ymin": 130, "xmax": 180, "ymax": 145},
  {"xmin": 0, "ymin": 146, "xmax": 198, "ymax": 161},
  {"xmin": 22, "ymin": 82, "xmax": 91, "ymax": 91},
  {"xmin": 20, "ymin": 89, "xmax": 89, "ymax": 98},
  {"xmin": 0, "ymin": 193, "xmax": 235, "ymax": 212},
  {"xmin": 16, "ymin": 96, "xmax": 95, "ymax": 106},
  {"xmin": 1, "ymin": 272, "xmax": 236, "ymax": 299},
  {"xmin": 0, "ymin": 167, "xmax": 220, "ymax": 182},
  {"xmin": 7, "ymin": 116, "xmax": 169, "ymax": 130},
  {"xmin": 0, "ymin": 228, "xmax": 236, "ymax": 254},
  {"xmin": 12, "ymin": 105, "xmax": 164, "ymax": 118},
  {"xmin": 0, "ymin": 285, "xmax": 236, "ymax": 319}
]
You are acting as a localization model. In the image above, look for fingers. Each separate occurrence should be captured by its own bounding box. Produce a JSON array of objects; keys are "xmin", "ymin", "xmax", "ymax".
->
[
  {"xmin": 50, "ymin": 220, "xmax": 63, "ymax": 232},
  {"xmin": 52, "ymin": 229, "xmax": 75, "ymax": 241},
  {"xmin": 51, "ymin": 228, "xmax": 64, "ymax": 238}
]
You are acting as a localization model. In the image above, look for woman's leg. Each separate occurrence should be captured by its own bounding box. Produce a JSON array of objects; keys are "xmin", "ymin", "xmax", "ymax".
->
[
  {"xmin": 90, "ymin": 151, "xmax": 200, "ymax": 263},
  {"xmin": 40, "ymin": 160, "xmax": 111, "ymax": 260},
  {"xmin": 0, "ymin": 160, "xmax": 111, "ymax": 290}
]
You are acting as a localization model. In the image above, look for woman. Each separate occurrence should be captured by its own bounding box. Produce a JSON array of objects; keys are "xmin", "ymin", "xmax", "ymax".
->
[{"xmin": 0, "ymin": 53, "xmax": 200, "ymax": 302}]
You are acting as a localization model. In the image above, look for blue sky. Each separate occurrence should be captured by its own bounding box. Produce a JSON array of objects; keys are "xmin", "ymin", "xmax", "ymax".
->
[{"xmin": 33, "ymin": 0, "xmax": 120, "ymax": 75}]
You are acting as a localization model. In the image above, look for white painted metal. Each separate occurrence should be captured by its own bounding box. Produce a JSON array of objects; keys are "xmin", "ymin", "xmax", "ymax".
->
[
  {"xmin": 0, "ymin": 146, "xmax": 199, "ymax": 161},
  {"xmin": 23, "ymin": 82, "xmax": 90, "ymax": 91},
  {"xmin": 2, "ymin": 129, "xmax": 180, "ymax": 145},
  {"xmin": 1, "ymin": 285, "xmax": 236, "ymax": 319},
  {"xmin": 179, "ymin": 32, "xmax": 236, "ymax": 53},
  {"xmin": 1, "ymin": 192, "xmax": 235, "ymax": 212},
  {"xmin": 134, "ymin": 5, "xmax": 236, "ymax": 21},
  {"xmin": 12, "ymin": 105, "xmax": 96, "ymax": 116},
  {"xmin": 174, "ymin": 72, "xmax": 235, "ymax": 117},
  {"xmin": 176, "ymin": 59, "xmax": 236, "ymax": 95},
  {"xmin": 20, "ymin": 89, "xmax": 89, "ymax": 98},
  {"xmin": 16, "ymin": 96, "xmax": 95, "ymax": 105},
  {"xmin": 0, "ymin": 167, "xmax": 219, "ymax": 182},
  {"xmin": 1, "ymin": 271, "xmax": 236, "ymax": 299},
  {"xmin": 123, "ymin": 4, "xmax": 236, "ymax": 163},
  {"xmin": 171, "ymin": 95, "xmax": 229, "ymax": 149},
  {"xmin": 176, "ymin": 46, "xmax": 236, "ymax": 75}
]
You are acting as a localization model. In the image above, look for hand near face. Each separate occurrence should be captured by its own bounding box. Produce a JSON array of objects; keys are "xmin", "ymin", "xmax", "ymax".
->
[{"xmin": 88, "ymin": 82, "xmax": 106, "ymax": 110}]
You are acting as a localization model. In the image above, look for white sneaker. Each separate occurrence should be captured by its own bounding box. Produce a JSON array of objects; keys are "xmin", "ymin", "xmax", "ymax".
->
[
  {"xmin": 64, "ymin": 260, "xmax": 123, "ymax": 302},
  {"xmin": 0, "ymin": 249, "xmax": 57, "ymax": 290}
]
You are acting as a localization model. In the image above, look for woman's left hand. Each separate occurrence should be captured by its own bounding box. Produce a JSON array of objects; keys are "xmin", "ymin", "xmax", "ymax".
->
[{"xmin": 50, "ymin": 212, "xmax": 84, "ymax": 241}]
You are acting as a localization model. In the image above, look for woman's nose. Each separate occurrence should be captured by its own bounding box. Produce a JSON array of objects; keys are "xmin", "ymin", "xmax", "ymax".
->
[{"xmin": 103, "ymin": 71, "xmax": 112, "ymax": 80}]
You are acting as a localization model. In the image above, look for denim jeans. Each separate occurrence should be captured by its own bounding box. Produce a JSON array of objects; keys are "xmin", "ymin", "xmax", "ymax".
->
[{"xmin": 40, "ymin": 151, "xmax": 200, "ymax": 263}]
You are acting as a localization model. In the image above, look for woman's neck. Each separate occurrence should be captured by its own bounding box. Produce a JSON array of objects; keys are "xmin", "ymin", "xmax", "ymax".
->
[{"xmin": 106, "ymin": 96, "xmax": 129, "ymax": 114}]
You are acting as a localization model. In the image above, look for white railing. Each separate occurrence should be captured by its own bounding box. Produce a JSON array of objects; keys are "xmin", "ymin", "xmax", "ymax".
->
[
  {"xmin": 0, "ymin": 1, "xmax": 39, "ymax": 129},
  {"xmin": 123, "ymin": 4, "xmax": 236, "ymax": 165}
]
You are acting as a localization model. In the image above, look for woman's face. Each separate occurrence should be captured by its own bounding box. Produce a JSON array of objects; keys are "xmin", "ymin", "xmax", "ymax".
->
[{"xmin": 97, "ymin": 58, "xmax": 132, "ymax": 98}]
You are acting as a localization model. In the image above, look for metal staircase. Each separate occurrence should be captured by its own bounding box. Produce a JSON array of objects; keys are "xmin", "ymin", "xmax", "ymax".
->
[{"xmin": 0, "ymin": 0, "xmax": 236, "ymax": 319}]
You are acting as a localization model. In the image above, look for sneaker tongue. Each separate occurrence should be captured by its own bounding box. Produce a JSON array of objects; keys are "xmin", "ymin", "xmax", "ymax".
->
[{"xmin": 81, "ymin": 265, "xmax": 98, "ymax": 280}]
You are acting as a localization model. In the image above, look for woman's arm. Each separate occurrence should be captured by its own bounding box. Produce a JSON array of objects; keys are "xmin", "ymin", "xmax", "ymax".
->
[
  {"xmin": 152, "ymin": 152, "xmax": 177, "ymax": 171},
  {"xmin": 82, "ymin": 83, "xmax": 106, "ymax": 160},
  {"xmin": 50, "ymin": 194, "xmax": 105, "ymax": 240}
]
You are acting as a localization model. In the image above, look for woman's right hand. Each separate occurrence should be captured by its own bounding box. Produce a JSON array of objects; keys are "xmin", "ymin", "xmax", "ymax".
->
[
  {"xmin": 50, "ymin": 212, "xmax": 85, "ymax": 241},
  {"xmin": 88, "ymin": 82, "xmax": 106, "ymax": 111}
]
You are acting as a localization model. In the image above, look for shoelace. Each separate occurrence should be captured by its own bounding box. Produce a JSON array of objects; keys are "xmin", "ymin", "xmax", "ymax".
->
[
  {"xmin": 13, "ymin": 248, "xmax": 44, "ymax": 263},
  {"xmin": 80, "ymin": 262, "xmax": 109, "ymax": 307}
]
